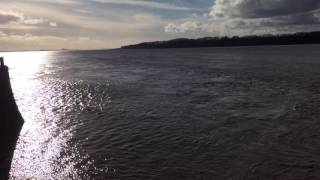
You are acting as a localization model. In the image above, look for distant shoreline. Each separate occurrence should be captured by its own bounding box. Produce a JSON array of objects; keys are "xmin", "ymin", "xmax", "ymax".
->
[
  {"xmin": 0, "ymin": 48, "xmax": 113, "ymax": 53},
  {"xmin": 121, "ymin": 31, "xmax": 320, "ymax": 49}
]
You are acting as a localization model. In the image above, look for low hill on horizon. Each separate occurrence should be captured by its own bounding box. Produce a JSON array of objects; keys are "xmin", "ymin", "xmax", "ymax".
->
[{"xmin": 121, "ymin": 31, "xmax": 320, "ymax": 49}]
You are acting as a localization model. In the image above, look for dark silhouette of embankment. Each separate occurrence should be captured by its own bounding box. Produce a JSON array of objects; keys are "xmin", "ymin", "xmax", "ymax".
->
[
  {"xmin": 122, "ymin": 31, "xmax": 320, "ymax": 49},
  {"xmin": 0, "ymin": 58, "xmax": 24, "ymax": 180}
]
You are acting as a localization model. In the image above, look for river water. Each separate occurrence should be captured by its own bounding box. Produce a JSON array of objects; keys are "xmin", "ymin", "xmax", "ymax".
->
[{"xmin": 2, "ymin": 45, "xmax": 320, "ymax": 179}]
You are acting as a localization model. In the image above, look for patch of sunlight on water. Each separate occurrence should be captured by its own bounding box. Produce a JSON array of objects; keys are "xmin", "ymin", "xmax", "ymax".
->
[{"xmin": 0, "ymin": 51, "xmax": 86, "ymax": 179}]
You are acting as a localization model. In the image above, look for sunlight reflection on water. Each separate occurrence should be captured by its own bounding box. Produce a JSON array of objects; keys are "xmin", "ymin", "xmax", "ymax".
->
[{"xmin": 0, "ymin": 51, "xmax": 89, "ymax": 179}]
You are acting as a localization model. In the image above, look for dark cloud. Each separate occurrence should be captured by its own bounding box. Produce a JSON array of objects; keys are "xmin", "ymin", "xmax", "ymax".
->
[
  {"xmin": 220, "ymin": 0, "xmax": 320, "ymax": 34},
  {"xmin": 229, "ymin": 10, "xmax": 320, "ymax": 28},
  {"xmin": 211, "ymin": 0, "xmax": 320, "ymax": 19}
]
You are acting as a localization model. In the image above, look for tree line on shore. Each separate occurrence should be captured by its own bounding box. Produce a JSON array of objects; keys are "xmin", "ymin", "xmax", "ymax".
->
[{"xmin": 121, "ymin": 31, "xmax": 320, "ymax": 49}]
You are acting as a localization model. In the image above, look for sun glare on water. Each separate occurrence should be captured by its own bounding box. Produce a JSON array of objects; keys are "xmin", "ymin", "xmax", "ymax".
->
[
  {"xmin": 0, "ymin": 51, "xmax": 50, "ymax": 77},
  {"xmin": 0, "ymin": 51, "xmax": 86, "ymax": 179}
]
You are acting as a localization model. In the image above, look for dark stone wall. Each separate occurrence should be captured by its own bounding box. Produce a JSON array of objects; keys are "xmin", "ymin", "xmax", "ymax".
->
[{"xmin": 0, "ymin": 60, "xmax": 24, "ymax": 180}]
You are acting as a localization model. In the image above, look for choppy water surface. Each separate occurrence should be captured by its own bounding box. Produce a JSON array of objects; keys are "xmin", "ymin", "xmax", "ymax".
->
[{"xmin": 2, "ymin": 45, "xmax": 320, "ymax": 179}]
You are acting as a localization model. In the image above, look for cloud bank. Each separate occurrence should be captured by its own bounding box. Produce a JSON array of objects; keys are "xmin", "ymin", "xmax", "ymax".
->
[
  {"xmin": 0, "ymin": 10, "xmax": 57, "ymax": 27},
  {"xmin": 211, "ymin": 0, "xmax": 320, "ymax": 19},
  {"xmin": 166, "ymin": 0, "xmax": 320, "ymax": 36}
]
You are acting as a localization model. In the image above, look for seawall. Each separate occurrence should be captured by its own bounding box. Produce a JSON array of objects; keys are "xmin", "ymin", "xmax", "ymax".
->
[{"xmin": 0, "ymin": 58, "xmax": 24, "ymax": 180}]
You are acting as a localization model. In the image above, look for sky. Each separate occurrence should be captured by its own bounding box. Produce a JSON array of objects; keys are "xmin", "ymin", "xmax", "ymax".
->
[{"xmin": 0, "ymin": 0, "xmax": 320, "ymax": 51}]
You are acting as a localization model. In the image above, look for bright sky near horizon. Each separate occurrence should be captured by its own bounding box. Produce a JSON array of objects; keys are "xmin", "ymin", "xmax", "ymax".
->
[{"xmin": 0, "ymin": 0, "xmax": 320, "ymax": 51}]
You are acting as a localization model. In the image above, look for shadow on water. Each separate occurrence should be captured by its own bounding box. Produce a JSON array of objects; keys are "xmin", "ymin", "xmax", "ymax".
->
[{"xmin": 0, "ymin": 58, "xmax": 24, "ymax": 180}]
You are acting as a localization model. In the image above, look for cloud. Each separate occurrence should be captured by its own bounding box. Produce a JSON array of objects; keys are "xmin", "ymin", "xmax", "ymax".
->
[
  {"xmin": 90, "ymin": 0, "xmax": 193, "ymax": 11},
  {"xmin": 0, "ymin": 10, "xmax": 58, "ymax": 28},
  {"xmin": 30, "ymin": 0, "xmax": 79, "ymax": 5},
  {"xmin": 49, "ymin": 22, "xmax": 57, "ymax": 27},
  {"xmin": 0, "ymin": 11, "xmax": 23, "ymax": 24},
  {"xmin": 0, "ymin": 31, "xmax": 7, "ymax": 36},
  {"xmin": 165, "ymin": 21, "xmax": 202, "ymax": 33},
  {"xmin": 165, "ymin": 0, "xmax": 320, "ymax": 36},
  {"xmin": 23, "ymin": 18, "xmax": 48, "ymax": 25},
  {"xmin": 210, "ymin": 0, "xmax": 320, "ymax": 19}
]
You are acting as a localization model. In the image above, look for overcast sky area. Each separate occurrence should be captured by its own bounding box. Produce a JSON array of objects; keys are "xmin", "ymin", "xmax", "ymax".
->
[{"xmin": 0, "ymin": 0, "xmax": 320, "ymax": 51}]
